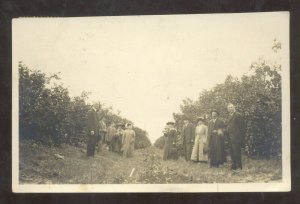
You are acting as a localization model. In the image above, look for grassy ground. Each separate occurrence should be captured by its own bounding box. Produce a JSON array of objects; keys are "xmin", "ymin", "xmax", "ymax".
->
[{"xmin": 19, "ymin": 140, "xmax": 282, "ymax": 184}]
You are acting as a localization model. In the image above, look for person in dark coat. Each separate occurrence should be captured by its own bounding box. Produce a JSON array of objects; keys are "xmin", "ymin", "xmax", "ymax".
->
[
  {"xmin": 86, "ymin": 104, "xmax": 99, "ymax": 157},
  {"xmin": 182, "ymin": 118, "xmax": 195, "ymax": 161},
  {"xmin": 226, "ymin": 103, "xmax": 246, "ymax": 171},
  {"xmin": 163, "ymin": 122, "xmax": 178, "ymax": 160},
  {"xmin": 207, "ymin": 110, "xmax": 226, "ymax": 167}
]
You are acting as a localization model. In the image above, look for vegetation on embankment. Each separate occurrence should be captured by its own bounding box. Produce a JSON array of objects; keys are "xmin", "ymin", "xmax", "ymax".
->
[{"xmin": 20, "ymin": 140, "xmax": 281, "ymax": 184}]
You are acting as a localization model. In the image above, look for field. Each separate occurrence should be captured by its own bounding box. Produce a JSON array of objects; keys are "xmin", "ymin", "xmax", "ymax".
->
[{"xmin": 19, "ymin": 140, "xmax": 282, "ymax": 184}]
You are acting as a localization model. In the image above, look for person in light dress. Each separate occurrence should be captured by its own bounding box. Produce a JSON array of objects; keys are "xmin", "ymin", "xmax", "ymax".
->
[{"xmin": 191, "ymin": 117, "xmax": 208, "ymax": 163}]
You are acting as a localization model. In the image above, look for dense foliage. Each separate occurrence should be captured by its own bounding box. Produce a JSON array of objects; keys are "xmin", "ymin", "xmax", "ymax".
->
[
  {"xmin": 133, "ymin": 127, "xmax": 151, "ymax": 149},
  {"xmin": 170, "ymin": 42, "xmax": 282, "ymax": 158},
  {"xmin": 153, "ymin": 136, "xmax": 165, "ymax": 149},
  {"xmin": 19, "ymin": 62, "xmax": 151, "ymax": 149}
]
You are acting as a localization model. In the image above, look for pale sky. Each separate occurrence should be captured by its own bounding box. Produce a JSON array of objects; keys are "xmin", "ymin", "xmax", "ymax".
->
[{"xmin": 13, "ymin": 12, "xmax": 289, "ymax": 143}]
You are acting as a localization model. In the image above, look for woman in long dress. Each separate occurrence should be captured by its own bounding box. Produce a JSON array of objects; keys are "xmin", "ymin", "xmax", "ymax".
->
[
  {"xmin": 115, "ymin": 123, "xmax": 124, "ymax": 154},
  {"xmin": 208, "ymin": 110, "xmax": 226, "ymax": 167},
  {"xmin": 163, "ymin": 121, "xmax": 178, "ymax": 160},
  {"xmin": 106, "ymin": 122, "xmax": 117, "ymax": 151},
  {"xmin": 122, "ymin": 123, "xmax": 135, "ymax": 158},
  {"xmin": 191, "ymin": 117, "xmax": 208, "ymax": 162}
]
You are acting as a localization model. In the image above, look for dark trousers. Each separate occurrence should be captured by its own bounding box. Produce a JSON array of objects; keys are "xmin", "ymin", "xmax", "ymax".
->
[
  {"xmin": 230, "ymin": 143, "xmax": 242, "ymax": 170},
  {"xmin": 108, "ymin": 141, "xmax": 113, "ymax": 151},
  {"xmin": 87, "ymin": 135, "xmax": 97, "ymax": 157},
  {"xmin": 184, "ymin": 143, "xmax": 193, "ymax": 161}
]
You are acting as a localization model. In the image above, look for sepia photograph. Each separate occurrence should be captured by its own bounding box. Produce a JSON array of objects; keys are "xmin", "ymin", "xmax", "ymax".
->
[{"xmin": 12, "ymin": 12, "xmax": 290, "ymax": 192}]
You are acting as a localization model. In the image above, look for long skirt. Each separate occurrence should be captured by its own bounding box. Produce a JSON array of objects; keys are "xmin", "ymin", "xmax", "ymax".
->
[
  {"xmin": 191, "ymin": 137, "xmax": 208, "ymax": 162},
  {"xmin": 87, "ymin": 135, "xmax": 97, "ymax": 157},
  {"xmin": 183, "ymin": 142, "xmax": 193, "ymax": 161},
  {"xmin": 163, "ymin": 138, "xmax": 178, "ymax": 160},
  {"xmin": 116, "ymin": 137, "xmax": 122, "ymax": 153},
  {"xmin": 209, "ymin": 134, "xmax": 226, "ymax": 167},
  {"xmin": 111, "ymin": 136, "xmax": 117, "ymax": 152},
  {"xmin": 97, "ymin": 132, "xmax": 106, "ymax": 153},
  {"xmin": 123, "ymin": 142, "xmax": 134, "ymax": 158}
]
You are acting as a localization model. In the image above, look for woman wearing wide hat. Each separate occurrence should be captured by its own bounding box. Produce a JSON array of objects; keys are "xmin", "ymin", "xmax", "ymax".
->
[
  {"xmin": 208, "ymin": 109, "xmax": 227, "ymax": 167},
  {"xmin": 191, "ymin": 117, "xmax": 208, "ymax": 163},
  {"xmin": 122, "ymin": 123, "xmax": 136, "ymax": 158},
  {"xmin": 163, "ymin": 121, "xmax": 178, "ymax": 160}
]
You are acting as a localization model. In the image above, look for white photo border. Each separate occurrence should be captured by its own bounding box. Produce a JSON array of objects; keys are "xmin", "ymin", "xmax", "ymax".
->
[{"xmin": 12, "ymin": 12, "xmax": 291, "ymax": 193}]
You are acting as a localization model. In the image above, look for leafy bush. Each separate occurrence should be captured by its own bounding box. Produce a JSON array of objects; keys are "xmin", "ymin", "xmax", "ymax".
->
[
  {"xmin": 63, "ymin": 93, "xmax": 91, "ymax": 145},
  {"xmin": 138, "ymin": 148, "xmax": 177, "ymax": 183},
  {"xmin": 153, "ymin": 136, "xmax": 165, "ymax": 149},
  {"xmin": 19, "ymin": 62, "xmax": 151, "ymax": 148},
  {"xmin": 19, "ymin": 63, "xmax": 71, "ymax": 145},
  {"xmin": 172, "ymin": 42, "xmax": 282, "ymax": 158},
  {"xmin": 133, "ymin": 127, "xmax": 152, "ymax": 149}
]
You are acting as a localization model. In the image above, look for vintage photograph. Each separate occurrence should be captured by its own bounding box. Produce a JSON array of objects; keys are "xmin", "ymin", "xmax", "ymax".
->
[{"xmin": 12, "ymin": 12, "xmax": 290, "ymax": 192}]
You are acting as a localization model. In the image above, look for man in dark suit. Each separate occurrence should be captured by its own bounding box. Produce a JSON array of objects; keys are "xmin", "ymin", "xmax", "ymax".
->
[
  {"xmin": 226, "ymin": 103, "xmax": 246, "ymax": 171},
  {"xmin": 86, "ymin": 104, "xmax": 99, "ymax": 157},
  {"xmin": 207, "ymin": 110, "xmax": 226, "ymax": 167},
  {"xmin": 182, "ymin": 118, "xmax": 195, "ymax": 161}
]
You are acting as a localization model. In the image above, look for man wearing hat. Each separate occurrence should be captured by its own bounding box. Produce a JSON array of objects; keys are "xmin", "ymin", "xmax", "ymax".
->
[
  {"xmin": 181, "ymin": 117, "xmax": 195, "ymax": 161},
  {"xmin": 207, "ymin": 109, "xmax": 226, "ymax": 167},
  {"xmin": 163, "ymin": 121, "xmax": 178, "ymax": 160},
  {"xmin": 86, "ymin": 104, "xmax": 100, "ymax": 157},
  {"xmin": 226, "ymin": 103, "xmax": 246, "ymax": 171}
]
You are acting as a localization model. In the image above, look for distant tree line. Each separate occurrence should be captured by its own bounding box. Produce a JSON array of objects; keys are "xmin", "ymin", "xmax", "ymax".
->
[
  {"xmin": 155, "ymin": 41, "xmax": 282, "ymax": 159},
  {"xmin": 19, "ymin": 62, "xmax": 151, "ymax": 149}
]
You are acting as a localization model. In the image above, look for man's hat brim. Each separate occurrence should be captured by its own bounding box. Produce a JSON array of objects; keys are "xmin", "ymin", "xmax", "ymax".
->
[
  {"xmin": 125, "ymin": 123, "xmax": 132, "ymax": 127},
  {"xmin": 196, "ymin": 117, "xmax": 205, "ymax": 122},
  {"xmin": 211, "ymin": 109, "xmax": 219, "ymax": 115}
]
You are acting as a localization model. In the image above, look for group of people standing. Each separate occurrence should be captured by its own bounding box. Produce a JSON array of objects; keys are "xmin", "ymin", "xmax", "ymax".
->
[
  {"xmin": 86, "ymin": 102, "xmax": 245, "ymax": 171},
  {"xmin": 163, "ymin": 103, "xmax": 246, "ymax": 172},
  {"xmin": 86, "ymin": 104, "xmax": 136, "ymax": 158}
]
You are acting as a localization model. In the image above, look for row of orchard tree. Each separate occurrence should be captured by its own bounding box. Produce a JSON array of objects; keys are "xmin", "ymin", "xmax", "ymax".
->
[
  {"xmin": 155, "ymin": 41, "xmax": 282, "ymax": 158},
  {"xmin": 19, "ymin": 62, "xmax": 151, "ymax": 149}
]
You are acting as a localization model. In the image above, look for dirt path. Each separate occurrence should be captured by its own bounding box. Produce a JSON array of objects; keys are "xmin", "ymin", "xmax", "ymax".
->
[{"xmin": 20, "ymin": 140, "xmax": 282, "ymax": 184}]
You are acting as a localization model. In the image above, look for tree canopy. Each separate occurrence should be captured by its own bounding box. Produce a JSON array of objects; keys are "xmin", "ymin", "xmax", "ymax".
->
[
  {"xmin": 19, "ymin": 62, "xmax": 151, "ymax": 149},
  {"xmin": 156, "ymin": 40, "xmax": 282, "ymax": 158}
]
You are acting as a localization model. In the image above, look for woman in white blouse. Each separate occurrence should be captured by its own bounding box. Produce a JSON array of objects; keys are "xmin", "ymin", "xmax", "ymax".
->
[{"xmin": 191, "ymin": 117, "xmax": 208, "ymax": 163}]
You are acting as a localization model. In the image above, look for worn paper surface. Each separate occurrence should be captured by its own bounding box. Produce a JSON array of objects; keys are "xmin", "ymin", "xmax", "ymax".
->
[{"xmin": 12, "ymin": 12, "xmax": 290, "ymax": 192}]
